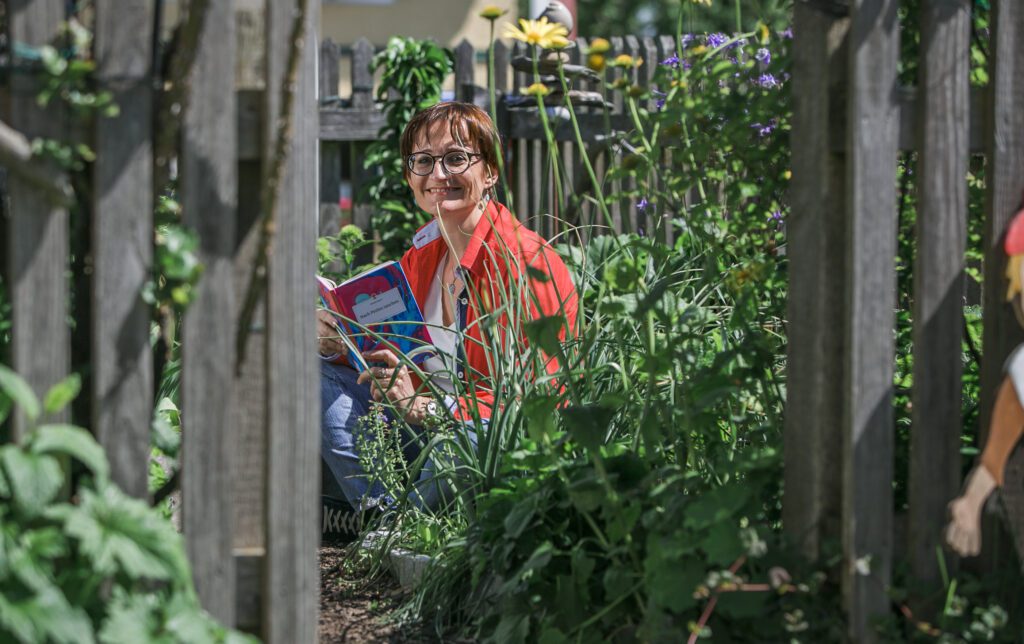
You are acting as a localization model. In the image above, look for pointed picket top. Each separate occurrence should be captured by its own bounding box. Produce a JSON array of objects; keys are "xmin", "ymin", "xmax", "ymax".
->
[
  {"xmin": 351, "ymin": 38, "xmax": 375, "ymax": 108},
  {"xmin": 455, "ymin": 39, "xmax": 476, "ymax": 102}
]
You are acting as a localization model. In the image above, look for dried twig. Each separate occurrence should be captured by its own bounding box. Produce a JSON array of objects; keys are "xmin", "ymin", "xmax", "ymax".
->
[{"xmin": 153, "ymin": 0, "xmax": 212, "ymax": 195}]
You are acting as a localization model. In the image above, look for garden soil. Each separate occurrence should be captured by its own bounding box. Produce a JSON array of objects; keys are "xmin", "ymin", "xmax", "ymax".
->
[{"xmin": 319, "ymin": 544, "xmax": 435, "ymax": 643}]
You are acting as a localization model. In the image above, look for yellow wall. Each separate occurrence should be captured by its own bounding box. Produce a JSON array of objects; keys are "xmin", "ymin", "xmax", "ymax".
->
[
  {"xmin": 320, "ymin": 0, "xmax": 518, "ymax": 97},
  {"xmin": 162, "ymin": 1, "xmax": 517, "ymax": 95}
]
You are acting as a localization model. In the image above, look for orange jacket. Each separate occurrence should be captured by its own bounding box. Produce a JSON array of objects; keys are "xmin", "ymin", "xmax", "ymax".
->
[{"xmin": 401, "ymin": 199, "xmax": 579, "ymax": 421}]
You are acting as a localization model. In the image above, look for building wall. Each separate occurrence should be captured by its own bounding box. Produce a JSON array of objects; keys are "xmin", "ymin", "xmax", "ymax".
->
[{"xmin": 320, "ymin": 0, "xmax": 518, "ymax": 97}]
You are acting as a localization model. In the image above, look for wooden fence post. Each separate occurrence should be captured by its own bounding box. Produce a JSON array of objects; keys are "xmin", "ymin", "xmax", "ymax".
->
[
  {"xmin": 319, "ymin": 39, "xmax": 343, "ymax": 237},
  {"xmin": 91, "ymin": 0, "xmax": 154, "ymax": 500},
  {"xmin": 180, "ymin": 0, "xmax": 238, "ymax": 624},
  {"xmin": 263, "ymin": 0, "xmax": 320, "ymax": 640},
  {"xmin": 783, "ymin": 0, "xmax": 849, "ymax": 565},
  {"xmin": 350, "ymin": 38, "xmax": 375, "ymax": 265},
  {"xmin": 980, "ymin": 0, "xmax": 1024, "ymax": 566},
  {"xmin": 908, "ymin": 0, "xmax": 970, "ymax": 610},
  {"xmin": 455, "ymin": 39, "xmax": 476, "ymax": 102},
  {"xmin": 844, "ymin": 1, "xmax": 900, "ymax": 640},
  {"xmin": 5, "ymin": 0, "xmax": 68, "ymax": 439}
]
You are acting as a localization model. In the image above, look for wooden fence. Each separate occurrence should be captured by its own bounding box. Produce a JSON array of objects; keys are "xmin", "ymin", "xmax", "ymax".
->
[
  {"xmin": 2, "ymin": 1, "xmax": 319, "ymax": 639},
  {"xmin": 315, "ymin": 34, "xmax": 687, "ymax": 251},
  {"xmin": 784, "ymin": 0, "xmax": 1023, "ymax": 640}
]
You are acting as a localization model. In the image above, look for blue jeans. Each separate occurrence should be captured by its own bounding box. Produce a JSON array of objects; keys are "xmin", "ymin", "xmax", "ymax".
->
[{"xmin": 320, "ymin": 360, "xmax": 477, "ymax": 511}]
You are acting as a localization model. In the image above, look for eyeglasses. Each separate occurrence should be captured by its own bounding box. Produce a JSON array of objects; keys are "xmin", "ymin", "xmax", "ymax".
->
[{"xmin": 406, "ymin": 150, "xmax": 482, "ymax": 176}]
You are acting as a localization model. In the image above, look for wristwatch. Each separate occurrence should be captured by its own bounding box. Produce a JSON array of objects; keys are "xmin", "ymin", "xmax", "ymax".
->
[{"xmin": 422, "ymin": 399, "xmax": 439, "ymax": 418}]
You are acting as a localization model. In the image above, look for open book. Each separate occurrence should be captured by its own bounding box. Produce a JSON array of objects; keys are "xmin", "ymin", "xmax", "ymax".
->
[{"xmin": 317, "ymin": 261, "xmax": 434, "ymax": 372}]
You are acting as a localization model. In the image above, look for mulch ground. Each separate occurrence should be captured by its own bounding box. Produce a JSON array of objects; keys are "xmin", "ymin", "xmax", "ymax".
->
[{"xmin": 318, "ymin": 543, "xmax": 438, "ymax": 643}]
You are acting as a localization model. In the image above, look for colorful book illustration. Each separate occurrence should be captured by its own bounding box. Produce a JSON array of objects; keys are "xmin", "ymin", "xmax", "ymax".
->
[{"xmin": 317, "ymin": 261, "xmax": 434, "ymax": 372}]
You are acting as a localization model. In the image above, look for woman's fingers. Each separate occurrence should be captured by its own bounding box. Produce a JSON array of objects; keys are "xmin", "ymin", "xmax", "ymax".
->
[
  {"xmin": 316, "ymin": 310, "xmax": 348, "ymax": 356},
  {"xmin": 362, "ymin": 348, "xmax": 399, "ymax": 368}
]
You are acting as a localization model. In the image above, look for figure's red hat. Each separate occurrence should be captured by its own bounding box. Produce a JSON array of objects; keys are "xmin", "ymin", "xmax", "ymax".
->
[{"xmin": 1006, "ymin": 207, "xmax": 1024, "ymax": 256}]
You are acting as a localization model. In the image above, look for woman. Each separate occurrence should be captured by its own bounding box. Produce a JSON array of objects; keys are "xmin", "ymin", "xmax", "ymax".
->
[
  {"xmin": 946, "ymin": 209, "xmax": 1024, "ymax": 557},
  {"xmin": 318, "ymin": 102, "xmax": 578, "ymax": 519}
]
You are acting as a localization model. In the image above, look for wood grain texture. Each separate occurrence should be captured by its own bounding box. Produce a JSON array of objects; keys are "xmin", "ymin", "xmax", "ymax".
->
[
  {"xmin": 455, "ymin": 39, "xmax": 475, "ymax": 102},
  {"xmin": 5, "ymin": 0, "xmax": 69, "ymax": 440},
  {"xmin": 263, "ymin": 1, "xmax": 320, "ymax": 641},
  {"xmin": 493, "ymin": 40, "xmax": 510, "ymax": 97},
  {"xmin": 180, "ymin": 0, "xmax": 237, "ymax": 625},
  {"xmin": 91, "ymin": 0, "xmax": 155, "ymax": 499},
  {"xmin": 979, "ymin": 0, "xmax": 1024, "ymax": 573},
  {"xmin": 783, "ymin": 1, "xmax": 849, "ymax": 565},
  {"xmin": 844, "ymin": 1, "xmax": 900, "ymax": 639},
  {"xmin": 980, "ymin": 0, "xmax": 1024, "ymax": 450},
  {"xmin": 351, "ymin": 38, "xmax": 374, "ymax": 110},
  {"xmin": 319, "ymin": 40, "xmax": 342, "ymax": 238},
  {"xmin": 232, "ymin": 159, "xmax": 268, "ymax": 553},
  {"xmin": 908, "ymin": 0, "xmax": 970, "ymax": 606}
]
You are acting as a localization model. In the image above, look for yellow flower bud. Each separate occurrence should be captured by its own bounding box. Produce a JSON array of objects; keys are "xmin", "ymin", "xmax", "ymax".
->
[
  {"xmin": 588, "ymin": 37, "xmax": 611, "ymax": 54},
  {"xmin": 479, "ymin": 5, "xmax": 507, "ymax": 20},
  {"xmin": 524, "ymin": 82, "xmax": 551, "ymax": 97},
  {"xmin": 587, "ymin": 53, "xmax": 606, "ymax": 72}
]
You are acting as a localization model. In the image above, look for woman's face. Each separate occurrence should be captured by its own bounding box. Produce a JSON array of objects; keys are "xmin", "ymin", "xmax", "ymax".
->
[{"xmin": 406, "ymin": 121, "xmax": 496, "ymax": 221}]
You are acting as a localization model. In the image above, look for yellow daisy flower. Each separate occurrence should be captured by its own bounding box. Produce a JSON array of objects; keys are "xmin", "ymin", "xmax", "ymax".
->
[
  {"xmin": 503, "ymin": 17, "xmax": 570, "ymax": 49},
  {"xmin": 611, "ymin": 54, "xmax": 642, "ymax": 68},
  {"xmin": 587, "ymin": 53, "xmax": 606, "ymax": 72}
]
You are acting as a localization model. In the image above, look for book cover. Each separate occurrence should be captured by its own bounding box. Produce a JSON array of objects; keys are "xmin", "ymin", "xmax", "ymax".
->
[{"xmin": 317, "ymin": 262, "xmax": 433, "ymax": 372}]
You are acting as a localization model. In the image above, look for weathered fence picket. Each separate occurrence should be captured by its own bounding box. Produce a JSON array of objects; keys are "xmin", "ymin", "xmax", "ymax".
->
[
  {"xmin": 908, "ymin": 0, "xmax": 970, "ymax": 607},
  {"xmin": 980, "ymin": 0, "xmax": 1024, "ymax": 563},
  {"xmin": 5, "ymin": 0, "xmax": 69, "ymax": 439},
  {"xmin": 844, "ymin": 1, "xmax": 901, "ymax": 640},
  {"xmin": 92, "ymin": 0, "xmax": 154, "ymax": 499},
  {"xmin": 263, "ymin": 1, "xmax": 320, "ymax": 641},
  {"xmin": 180, "ymin": 0, "xmax": 237, "ymax": 625}
]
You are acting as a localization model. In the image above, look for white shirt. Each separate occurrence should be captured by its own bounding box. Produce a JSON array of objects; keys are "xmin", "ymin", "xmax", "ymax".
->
[{"xmin": 420, "ymin": 260, "xmax": 460, "ymax": 395}]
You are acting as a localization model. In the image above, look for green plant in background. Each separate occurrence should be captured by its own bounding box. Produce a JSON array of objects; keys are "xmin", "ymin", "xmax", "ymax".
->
[
  {"xmin": 317, "ymin": 223, "xmax": 371, "ymax": 284},
  {"xmin": 0, "ymin": 366, "xmax": 252, "ymax": 644},
  {"xmin": 364, "ymin": 37, "xmax": 454, "ymax": 260}
]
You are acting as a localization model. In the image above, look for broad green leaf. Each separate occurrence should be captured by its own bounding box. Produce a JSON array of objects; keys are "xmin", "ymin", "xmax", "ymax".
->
[
  {"xmin": 645, "ymin": 556, "xmax": 702, "ymax": 614},
  {"xmin": 1, "ymin": 448, "xmax": 63, "ymax": 512},
  {"xmin": 0, "ymin": 365, "xmax": 40, "ymax": 423},
  {"xmin": 503, "ymin": 497, "xmax": 537, "ymax": 539},
  {"xmin": 602, "ymin": 564, "xmax": 634, "ymax": 602},
  {"xmin": 30, "ymin": 424, "xmax": 109, "ymax": 481},
  {"xmin": 560, "ymin": 404, "xmax": 614, "ymax": 451},
  {"xmin": 1, "ymin": 587, "xmax": 94, "ymax": 644},
  {"xmin": 97, "ymin": 590, "xmax": 159, "ymax": 644},
  {"xmin": 43, "ymin": 374, "xmax": 81, "ymax": 414},
  {"xmin": 701, "ymin": 522, "xmax": 744, "ymax": 566},
  {"xmin": 68, "ymin": 485, "xmax": 189, "ymax": 583},
  {"xmin": 524, "ymin": 315, "xmax": 566, "ymax": 356},
  {"xmin": 683, "ymin": 484, "xmax": 751, "ymax": 531}
]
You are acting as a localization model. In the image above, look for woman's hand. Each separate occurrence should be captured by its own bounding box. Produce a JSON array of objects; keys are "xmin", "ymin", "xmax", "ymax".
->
[
  {"xmin": 945, "ymin": 465, "xmax": 997, "ymax": 557},
  {"xmin": 357, "ymin": 348, "xmax": 426, "ymax": 423},
  {"xmin": 317, "ymin": 309, "xmax": 348, "ymax": 358}
]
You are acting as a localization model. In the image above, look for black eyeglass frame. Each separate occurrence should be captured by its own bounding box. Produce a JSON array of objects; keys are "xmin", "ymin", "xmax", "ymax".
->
[{"xmin": 406, "ymin": 151, "xmax": 483, "ymax": 176}]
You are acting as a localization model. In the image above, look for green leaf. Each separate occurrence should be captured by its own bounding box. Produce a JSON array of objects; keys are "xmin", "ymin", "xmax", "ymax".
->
[
  {"xmin": 683, "ymin": 484, "xmax": 751, "ymax": 531},
  {"xmin": 701, "ymin": 522, "xmax": 743, "ymax": 566},
  {"xmin": 43, "ymin": 374, "xmax": 82, "ymax": 414},
  {"xmin": 504, "ymin": 497, "xmax": 537, "ymax": 539},
  {"xmin": 0, "ymin": 587, "xmax": 94, "ymax": 644},
  {"xmin": 0, "ymin": 365, "xmax": 41, "ymax": 423},
  {"xmin": 1, "ymin": 448, "xmax": 63, "ymax": 512},
  {"xmin": 97, "ymin": 589, "xmax": 159, "ymax": 643},
  {"xmin": 30, "ymin": 424, "xmax": 109, "ymax": 482},
  {"xmin": 645, "ymin": 556, "xmax": 702, "ymax": 614},
  {"xmin": 68, "ymin": 484, "xmax": 189, "ymax": 583},
  {"xmin": 560, "ymin": 404, "xmax": 614, "ymax": 451}
]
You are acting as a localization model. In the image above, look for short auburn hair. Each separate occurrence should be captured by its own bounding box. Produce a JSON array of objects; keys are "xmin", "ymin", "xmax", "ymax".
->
[{"xmin": 400, "ymin": 102, "xmax": 501, "ymax": 179}]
